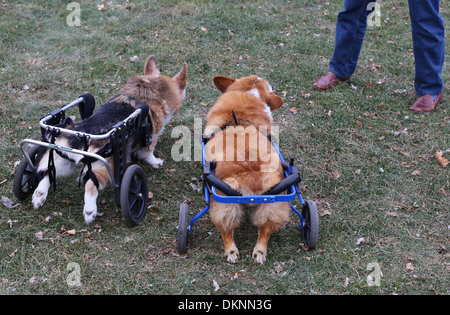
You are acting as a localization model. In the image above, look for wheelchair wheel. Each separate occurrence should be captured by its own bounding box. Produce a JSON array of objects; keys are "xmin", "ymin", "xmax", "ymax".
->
[
  {"xmin": 301, "ymin": 200, "xmax": 319, "ymax": 249},
  {"xmin": 13, "ymin": 145, "xmax": 40, "ymax": 200},
  {"xmin": 177, "ymin": 203, "xmax": 189, "ymax": 254},
  {"xmin": 120, "ymin": 164, "xmax": 148, "ymax": 226}
]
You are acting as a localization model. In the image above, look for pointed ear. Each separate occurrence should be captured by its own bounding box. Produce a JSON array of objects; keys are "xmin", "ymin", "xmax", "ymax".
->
[
  {"xmin": 173, "ymin": 62, "xmax": 188, "ymax": 90},
  {"xmin": 266, "ymin": 93, "xmax": 284, "ymax": 110},
  {"xmin": 144, "ymin": 55, "xmax": 160, "ymax": 75},
  {"xmin": 213, "ymin": 76, "xmax": 236, "ymax": 93}
]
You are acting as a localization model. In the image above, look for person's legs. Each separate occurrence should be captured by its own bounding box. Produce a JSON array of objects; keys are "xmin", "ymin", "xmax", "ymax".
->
[
  {"xmin": 329, "ymin": 0, "xmax": 376, "ymax": 79},
  {"xmin": 408, "ymin": 0, "xmax": 445, "ymax": 96}
]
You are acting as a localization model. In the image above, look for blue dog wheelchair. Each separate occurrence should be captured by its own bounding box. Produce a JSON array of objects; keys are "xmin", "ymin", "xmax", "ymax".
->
[
  {"xmin": 177, "ymin": 134, "xmax": 319, "ymax": 254},
  {"xmin": 13, "ymin": 94, "xmax": 152, "ymax": 226}
]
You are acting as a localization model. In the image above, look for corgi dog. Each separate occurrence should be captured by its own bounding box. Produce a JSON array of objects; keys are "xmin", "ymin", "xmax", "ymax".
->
[
  {"xmin": 31, "ymin": 55, "xmax": 187, "ymax": 224},
  {"xmin": 204, "ymin": 75, "xmax": 290, "ymax": 264}
]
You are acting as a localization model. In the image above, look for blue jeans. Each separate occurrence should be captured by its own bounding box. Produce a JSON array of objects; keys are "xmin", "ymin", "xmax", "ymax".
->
[{"xmin": 329, "ymin": 0, "xmax": 445, "ymax": 95}]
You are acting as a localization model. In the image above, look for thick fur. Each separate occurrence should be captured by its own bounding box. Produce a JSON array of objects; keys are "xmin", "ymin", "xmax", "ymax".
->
[
  {"xmin": 31, "ymin": 55, "xmax": 187, "ymax": 225},
  {"xmin": 204, "ymin": 75, "xmax": 290, "ymax": 264}
]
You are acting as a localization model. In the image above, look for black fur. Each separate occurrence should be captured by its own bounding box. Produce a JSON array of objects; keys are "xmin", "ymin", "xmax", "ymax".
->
[{"xmin": 68, "ymin": 102, "xmax": 135, "ymax": 149}]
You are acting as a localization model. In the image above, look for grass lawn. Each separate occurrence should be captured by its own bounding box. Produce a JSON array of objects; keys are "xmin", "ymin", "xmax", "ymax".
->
[{"xmin": 0, "ymin": 0, "xmax": 448, "ymax": 295}]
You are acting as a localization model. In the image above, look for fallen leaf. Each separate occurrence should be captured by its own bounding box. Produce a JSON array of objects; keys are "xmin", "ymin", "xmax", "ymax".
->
[
  {"xmin": 411, "ymin": 170, "xmax": 421, "ymax": 176},
  {"xmin": 148, "ymin": 191, "xmax": 154, "ymax": 199},
  {"xmin": 332, "ymin": 170, "xmax": 341, "ymax": 180},
  {"xmin": 229, "ymin": 270, "xmax": 245, "ymax": 281},
  {"xmin": 321, "ymin": 210, "xmax": 332, "ymax": 216},
  {"xmin": 7, "ymin": 219, "xmax": 18, "ymax": 228},
  {"xmin": 406, "ymin": 262, "xmax": 415, "ymax": 270},
  {"xmin": 344, "ymin": 277, "xmax": 349, "ymax": 287},
  {"xmin": 201, "ymin": 26, "xmax": 208, "ymax": 32},
  {"xmin": 2, "ymin": 196, "xmax": 19, "ymax": 208},
  {"xmin": 29, "ymin": 276, "xmax": 37, "ymax": 284},
  {"xmin": 290, "ymin": 107, "xmax": 298, "ymax": 115},
  {"xmin": 34, "ymin": 231, "xmax": 44, "ymax": 240},
  {"xmin": 97, "ymin": 4, "xmax": 106, "ymax": 11},
  {"xmin": 435, "ymin": 151, "xmax": 449, "ymax": 167},
  {"xmin": 189, "ymin": 183, "xmax": 201, "ymax": 192},
  {"xmin": 299, "ymin": 243, "xmax": 309, "ymax": 250},
  {"xmin": 387, "ymin": 210, "xmax": 398, "ymax": 217},
  {"xmin": 213, "ymin": 280, "xmax": 220, "ymax": 292},
  {"xmin": 66, "ymin": 229, "xmax": 76, "ymax": 235},
  {"xmin": 355, "ymin": 237, "xmax": 366, "ymax": 246},
  {"xmin": 274, "ymin": 261, "xmax": 285, "ymax": 273}
]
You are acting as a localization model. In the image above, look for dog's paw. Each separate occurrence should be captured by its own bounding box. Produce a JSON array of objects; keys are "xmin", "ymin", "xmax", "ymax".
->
[
  {"xmin": 83, "ymin": 203, "xmax": 97, "ymax": 225},
  {"xmin": 32, "ymin": 177, "xmax": 50, "ymax": 209},
  {"xmin": 224, "ymin": 245, "xmax": 239, "ymax": 264},
  {"xmin": 150, "ymin": 157, "xmax": 164, "ymax": 169},
  {"xmin": 32, "ymin": 189, "xmax": 48, "ymax": 209},
  {"xmin": 252, "ymin": 245, "xmax": 267, "ymax": 264}
]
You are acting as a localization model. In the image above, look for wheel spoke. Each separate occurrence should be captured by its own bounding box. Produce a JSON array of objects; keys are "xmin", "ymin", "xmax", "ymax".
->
[
  {"xmin": 21, "ymin": 175, "xmax": 31, "ymax": 188},
  {"xmin": 129, "ymin": 196, "xmax": 137, "ymax": 210},
  {"xmin": 120, "ymin": 165, "xmax": 148, "ymax": 226}
]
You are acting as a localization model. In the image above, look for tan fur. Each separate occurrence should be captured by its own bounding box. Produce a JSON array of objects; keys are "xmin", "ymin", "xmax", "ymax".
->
[
  {"xmin": 204, "ymin": 75, "xmax": 289, "ymax": 264},
  {"xmin": 112, "ymin": 56, "xmax": 187, "ymax": 163},
  {"xmin": 31, "ymin": 55, "xmax": 187, "ymax": 225}
]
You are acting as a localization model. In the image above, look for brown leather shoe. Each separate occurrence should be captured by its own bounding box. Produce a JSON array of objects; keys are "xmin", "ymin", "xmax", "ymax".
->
[
  {"xmin": 409, "ymin": 93, "xmax": 443, "ymax": 113},
  {"xmin": 313, "ymin": 72, "xmax": 349, "ymax": 90}
]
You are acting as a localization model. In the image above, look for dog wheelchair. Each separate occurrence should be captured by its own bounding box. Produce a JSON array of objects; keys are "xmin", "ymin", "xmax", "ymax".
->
[
  {"xmin": 177, "ymin": 134, "xmax": 319, "ymax": 254},
  {"xmin": 13, "ymin": 94, "xmax": 152, "ymax": 226}
]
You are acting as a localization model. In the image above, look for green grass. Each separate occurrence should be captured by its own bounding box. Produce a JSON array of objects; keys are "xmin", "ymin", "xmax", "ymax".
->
[{"xmin": 0, "ymin": 0, "xmax": 448, "ymax": 295}]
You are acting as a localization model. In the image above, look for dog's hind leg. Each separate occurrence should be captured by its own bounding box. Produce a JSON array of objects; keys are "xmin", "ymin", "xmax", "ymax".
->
[
  {"xmin": 252, "ymin": 222, "xmax": 276, "ymax": 264},
  {"xmin": 82, "ymin": 161, "xmax": 111, "ymax": 225},
  {"xmin": 251, "ymin": 202, "xmax": 290, "ymax": 264},
  {"xmin": 32, "ymin": 175, "xmax": 51, "ymax": 209},
  {"xmin": 32, "ymin": 147, "xmax": 76, "ymax": 209},
  {"xmin": 210, "ymin": 200, "xmax": 244, "ymax": 263}
]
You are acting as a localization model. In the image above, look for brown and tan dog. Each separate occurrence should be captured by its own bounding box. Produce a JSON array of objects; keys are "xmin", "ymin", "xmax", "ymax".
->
[
  {"xmin": 32, "ymin": 55, "xmax": 187, "ymax": 224},
  {"xmin": 204, "ymin": 75, "xmax": 290, "ymax": 264}
]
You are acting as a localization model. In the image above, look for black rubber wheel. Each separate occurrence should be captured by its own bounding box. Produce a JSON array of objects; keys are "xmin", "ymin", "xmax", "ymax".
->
[
  {"xmin": 301, "ymin": 200, "xmax": 319, "ymax": 249},
  {"xmin": 177, "ymin": 204, "xmax": 189, "ymax": 254},
  {"xmin": 120, "ymin": 164, "xmax": 148, "ymax": 226},
  {"xmin": 13, "ymin": 145, "xmax": 40, "ymax": 200}
]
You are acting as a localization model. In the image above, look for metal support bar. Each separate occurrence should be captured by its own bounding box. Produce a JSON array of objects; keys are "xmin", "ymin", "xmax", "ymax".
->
[{"xmin": 19, "ymin": 139, "xmax": 116, "ymax": 187}]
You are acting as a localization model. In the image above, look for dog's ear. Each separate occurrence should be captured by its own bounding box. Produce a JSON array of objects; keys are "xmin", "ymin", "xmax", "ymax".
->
[
  {"xmin": 266, "ymin": 93, "xmax": 284, "ymax": 111},
  {"xmin": 173, "ymin": 62, "xmax": 188, "ymax": 91},
  {"xmin": 144, "ymin": 55, "xmax": 160, "ymax": 76},
  {"xmin": 213, "ymin": 76, "xmax": 236, "ymax": 93}
]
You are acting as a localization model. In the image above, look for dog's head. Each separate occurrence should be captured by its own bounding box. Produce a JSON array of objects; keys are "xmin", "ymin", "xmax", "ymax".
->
[
  {"xmin": 213, "ymin": 75, "xmax": 283, "ymax": 111},
  {"xmin": 118, "ymin": 55, "xmax": 188, "ymax": 115},
  {"xmin": 143, "ymin": 55, "xmax": 188, "ymax": 106}
]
